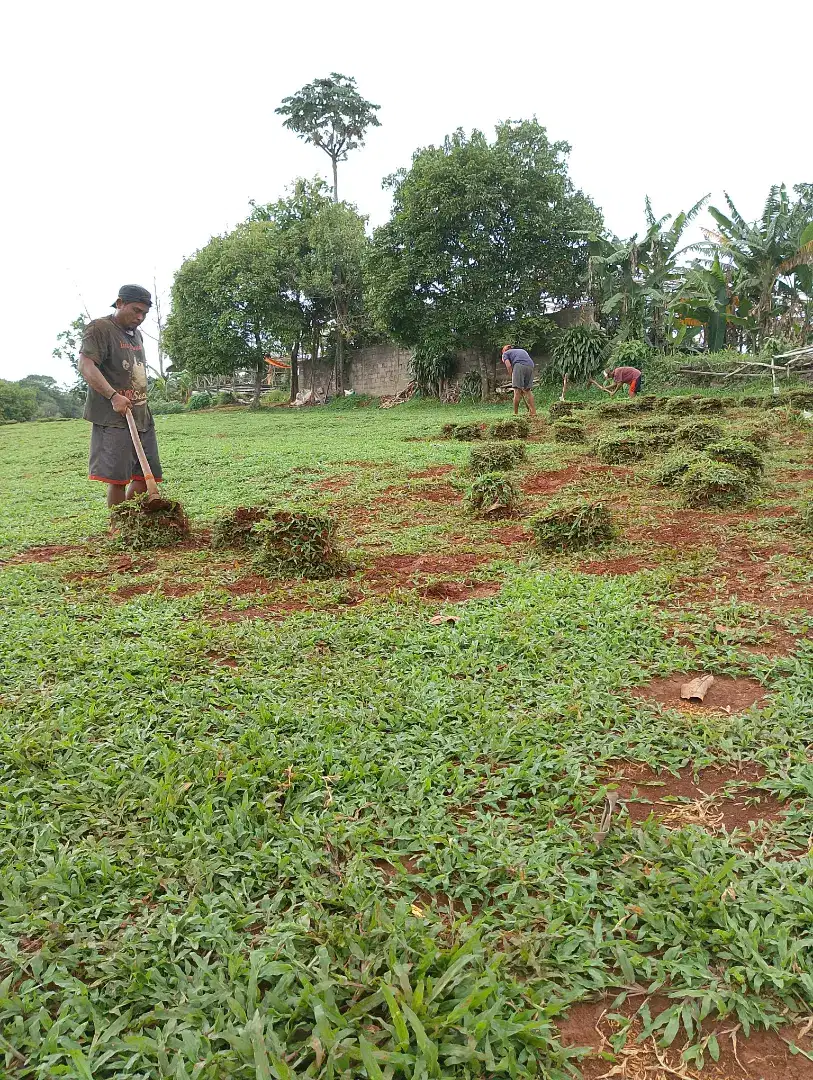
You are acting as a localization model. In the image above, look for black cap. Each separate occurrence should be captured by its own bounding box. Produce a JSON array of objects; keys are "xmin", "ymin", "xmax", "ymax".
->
[{"xmin": 111, "ymin": 284, "xmax": 152, "ymax": 308}]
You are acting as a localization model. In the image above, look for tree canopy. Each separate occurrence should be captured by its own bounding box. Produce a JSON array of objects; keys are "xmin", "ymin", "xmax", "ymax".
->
[
  {"xmin": 276, "ymin": 73, "xmax": 380, "ymax": 202},
  {"xmin": 366, "ymin": 119, "xmax": 602, "ymax": 395}
]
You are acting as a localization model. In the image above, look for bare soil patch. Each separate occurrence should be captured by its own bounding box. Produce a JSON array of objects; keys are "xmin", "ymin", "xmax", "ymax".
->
[
  {"xmin": 632, "ymin": 673, "xmax": 767, "ymax": 713},
  {"xmin": 775, "ymin": 468, "xmax": 813, "ymax": 482},
  {"xmin": 364, "ymin": 552, "xmax": 492, "ymax": 592},
  {"xmin": 408, "ymin": 465, "xmax": 455, "ymax": 479},
  {"xmin": 521, "ymin": 463, "xmax": 631, "ymax": 497},
  {"xmin": 419, "ymin": 579, "xmax": 501, "ymax": 602},
  {"xmin": 557, "ymin": 997, "xmax": 813, "ymax": 1080},
  {"xmin": 314, "ymin": 476, "xmax": 350, "ymax": 492},
  {"xmin": 222, "ymin": 576, "xmax": 275, "ymax": 596},
  {"xmin": 205, "ymin": 649, "xmax": 239, "ymax": 668},
  {"xmin": 161, "ymin": 582, "xmax": 201, "ymax": 598},
  {"xmin": 490, "ymin": 524, "xmax": 533, "ymax": 545},
  {"xmin": 114, "ymin": 583, "xmax": 153, "ymax": 599},
  {"xmin": 11, "ymin": 544, "xmax": 83, "ymax": 564},
  {"xmin": 605, "ymin": 761, "xmax": 784, "ymax": 831}
]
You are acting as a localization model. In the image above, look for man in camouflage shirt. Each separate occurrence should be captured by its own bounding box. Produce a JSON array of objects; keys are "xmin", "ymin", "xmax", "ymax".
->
[{"xmin": 79, "ymin": 284, "xmax": 163, "ymax": 508}]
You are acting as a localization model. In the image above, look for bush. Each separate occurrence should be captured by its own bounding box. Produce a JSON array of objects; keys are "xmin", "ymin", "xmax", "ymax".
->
[
  {"xmin": 677, "ymin": 420, "xmax": 725, "ymax": 449},
  {"xmin": 468, "ymin": 441, "xmax": 526, "ymax": 474},
  {"xmin": 211, "ymin": 506, "xmax": 270, "ymax": 549},
  {"xmin": 451, "ymin": 422, "xmax": 484, "ymax": 441},
  {"xmin": 705, "ymin": 438, "xmax": 765, "ymax": 477},
  {"xmin": 465, "ymin": 472, "xmax": 521, "ymax": 518},
  {"xmin": 0, "ymin": 380, "xmax": 38, "ymax": 422},
  {"xmin": 609, "ymin": 339, "xmax": 652, "ymax": 367},
  {"xmin": 552, "ymin": 325, "xmax": 608, "ymax": 380},
  {"xmin": 460, "ymin": 370, "xmax": 483, "ymax": 403},
  {"xmin": 652, "ymin": 450, "xmax": 704, "ymax": 487},
  {"xmin": 110, "ymin": 496, "xmax": 190, "ymax": 550},
  {"xmin": 530, "ymin": 501, "xmax": 616, "ymax": 552},
  {"xmin": 490, "ymin": 416, "xmax": 531, "ymax": 440},
  {"xmin": 188, "ymin": 392, "xmax": 213, "ymax": 411},
  {"xmin": 679, "ymin": 459, "xmax": 753, "ymax": 508},
  {"xmin": 594, "ymin": 430, "xmax": 652, "ymax": 463},
  {"xmin": 216, "ymin": 391, "xmax": 237, "ymax": 406},
  {"xmin": 252, "ymin": 510, "xmax": 345, "ymax": 578},
  {"xmin": 549, "ymin": 401, "xmax": 586, "ymax": 421},
  {"xmin": 150, "ymin": 400, "xmax": 186, "ymax": 415},
  {"xmin": 552, "ymin": 420, "xmax": 586, "ymax": 443}
]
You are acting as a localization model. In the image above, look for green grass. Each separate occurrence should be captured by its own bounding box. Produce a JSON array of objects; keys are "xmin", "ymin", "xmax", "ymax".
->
[{"xmin": 1, "ymin": 397, "xmax": 812, "ymax": 1077}]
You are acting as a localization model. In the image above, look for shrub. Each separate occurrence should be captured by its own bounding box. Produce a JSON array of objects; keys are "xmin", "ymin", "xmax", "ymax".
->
[
  {"xmin": 705, "ymin": 438, "xmax": 765, "ymax": 477},
  {"xmin": 188, "ymin": 392, "xmax": 212, "ymax": 411},
  {"xmin": 216, "ymin": 391, "xmax": 237, "ymax": 406},
  {"xmin": 465, "ymin": 472, "xmax": 520, "ymax": 518},
  {"xmin": 609, "ymin": 339, "xmax": 652, "ymax": 368},
  {"xmin": 211, "ymin": 506, "xmax": 270, "ymax": 549},
  {"xmin": 530, "ymin": 501, "xmax": 616, "ymax": 552},
  {"xmin": 679, "ymin": 460, "xmax": 753, "ymax": 508},
  {"xmin": 252, "ymin": 510, "xmax": 344, "ymax": 578},
  {"xmin": 150, "ymin": 400, "xmax": 186, "ymax": 415},
  {"xmin": 451, "ymin": 422, "xmax": 484, "ymax": 441},
  {"xmin": 490, "ymin": 416, "xmax": 531, "ymax": 440},
  {"xmin": 110, "ymin": 496, "xmax": 190, "ymax": 550},
  {"xmin": 677, "ymin": 420, "xmax": 725, "ymax": 449},
  {"xmin": 552, "ymin": 420, "xmax": 586, "ymax": 443},
  {"xmin": 552, "ymin": 325, "xmax": 608, "ymax": 381},
  {"xmin": 460, "ymin": 370, "xmax": 483, "ymax": 402},
  {"xmin": 652, "ymin": 450, "xmax": 704, "ymax": 487},
  {"xmin": 0, "ymin": 380, "xmax": 38, "ymax": 422},
  {"xmin": 594, "ymin": 430, "xmax": 652, "ymax": 463},
  {"xmin": 549, "ymin": 401, "xmax": 586, "ymax": 421},
  {"xmin": 467, "ymin": 441, "xmax": 526, "ymax": 474}
]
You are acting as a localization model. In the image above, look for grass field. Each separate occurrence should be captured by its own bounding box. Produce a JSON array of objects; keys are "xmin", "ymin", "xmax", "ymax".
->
[{"xmin": 1, "ymin": 394, "xmax": 812, "ymax": 1079}]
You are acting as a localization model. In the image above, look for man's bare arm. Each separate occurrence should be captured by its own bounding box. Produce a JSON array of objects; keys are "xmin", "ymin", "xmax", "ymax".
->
[{"xmin": 79, "ymin": 354, "xmax": 130, "ymax": 415}]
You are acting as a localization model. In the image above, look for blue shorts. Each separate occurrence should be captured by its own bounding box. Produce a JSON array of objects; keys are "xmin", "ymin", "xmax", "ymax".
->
[{"xmin": 511, "ymin": 364, "xmax": 534, "ymax": 390}]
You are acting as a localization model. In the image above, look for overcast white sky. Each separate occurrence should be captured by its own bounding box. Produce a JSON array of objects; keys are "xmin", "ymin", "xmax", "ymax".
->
[{"xmin": 2, "ymin": 0, "xmax": 810, "ymax": 385}]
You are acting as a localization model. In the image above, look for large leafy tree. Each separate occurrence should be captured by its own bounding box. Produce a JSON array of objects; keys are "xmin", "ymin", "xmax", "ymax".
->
[
  {"xmin": 163, "ymin": 221, "xmax": 301, "ymax": 405},
  {"xmin": 367, "ymin": 119, "xmax": 602, "ymax": 397},
  {"xmin": 250, "ymin": 179, "xmax": 368, "ymax": 397},
  {"xmin": 276, "ymin": 73, "xmax": 380, "ymax": 202}
]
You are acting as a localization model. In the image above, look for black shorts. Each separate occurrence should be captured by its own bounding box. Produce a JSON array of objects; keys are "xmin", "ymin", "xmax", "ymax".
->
[{"xmin": 89, "ymin": 422, "xmax": 162, "ymax": 486}]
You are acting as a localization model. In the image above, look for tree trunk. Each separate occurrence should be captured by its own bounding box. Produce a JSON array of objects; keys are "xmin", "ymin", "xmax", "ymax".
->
[
  {"xmin": 289, "ymin": 338, "xmax": 300, "ymax": 403},
  {"xmin": 477, "ymin": 350, "xmax": 496, "ymax": 401},
  {"xmin": 336, "ymin": 332, "xmax": 345, "ymax": 396},
  {"xmin": 310, "ymin": 327, "xmax": 319, "ymax": 394},
  {"xmin": 252, "ymin": 356, "xmax": 264, "ymax": 407},
  {"xmin": 331, "ymin": 156, "xmax": 339, "ymax": 203}
]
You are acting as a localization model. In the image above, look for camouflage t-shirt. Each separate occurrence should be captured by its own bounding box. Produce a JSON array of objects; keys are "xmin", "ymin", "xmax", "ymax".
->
[{"xmin": 81, "ymin": 316, "xmax": 152, "ymax": 431}]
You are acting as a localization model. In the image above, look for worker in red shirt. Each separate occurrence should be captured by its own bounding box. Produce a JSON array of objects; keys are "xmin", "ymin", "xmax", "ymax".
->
[{"xmin": 595, "ymin": 365, "xmax": 643, "ymax": 397}]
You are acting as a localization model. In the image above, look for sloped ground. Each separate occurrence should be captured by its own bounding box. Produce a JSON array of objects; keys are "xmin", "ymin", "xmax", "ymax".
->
[{"xmin": 0, "ymin": 397, "xmax": 811, "ymax": 1078}]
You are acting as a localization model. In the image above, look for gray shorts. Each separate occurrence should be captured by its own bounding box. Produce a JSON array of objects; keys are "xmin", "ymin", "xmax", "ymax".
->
[
  {"xmin": 89, "ymin": 422, "xmax": 162, "ymax": 486},
  {"xmin": 511, "ymin": 363, "xmax": 534, "ymax": 390}
]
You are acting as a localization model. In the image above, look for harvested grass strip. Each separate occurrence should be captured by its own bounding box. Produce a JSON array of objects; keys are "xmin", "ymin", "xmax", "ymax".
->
[
  {"xmin": 465, "ymin": 472, "xmax": 520, "ymax": 518},
  {"xmin": 552, "ymin": 420, "xmax": 586, "ymax": 444},
  {"xmin": 110, "ymin": 496, "xmax": 190, "ymax": 550},
  {"xmin": 252, "ymin": 510, "xmax": 345, "ymax": 578},
  {"xmin": 530, "ymin": 500, "xmax": 616, "ymax": 552},
  {"xmin": 490, "ymin": 416, "xmax": 531, "ymax": 440},
  {"xmin": 211, "ymin": 506, "xmax": 270, "ymax": 549},
  {"xmin": 679, "ymin": 460, "xmax": 753, "ymax": 508},
  {"xmin": 467, "ymin": 441, "xmax": 526, "ymax": 474}
]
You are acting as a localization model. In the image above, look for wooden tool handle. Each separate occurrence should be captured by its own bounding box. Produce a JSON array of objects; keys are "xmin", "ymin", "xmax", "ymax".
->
[{"xmin": 125, "ymin": 410, "xmax": 160, "ymax": 497}]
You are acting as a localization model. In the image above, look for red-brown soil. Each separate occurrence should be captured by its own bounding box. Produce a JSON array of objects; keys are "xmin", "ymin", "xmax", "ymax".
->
[
  {"xmin": 419, "ymin": 579, "xmax": 501, "ymax": 602},
  {"xmin": 521, "ymin": 463, "xmax": 632, "ymax": 497},
  {"xmin": 114, "ymin": 583, "xmax": 153, "ymax": 599},
  {"xmin": 379, "ymin": 482, "xmax": 462, "ymax": 505},
  {"xmin": 557, "ymin": 997, "xmax": 813, "ymax": 1080},
  {"xmin": 632, "ymin": 673, "xmax": 767, "ymax": 713},
  {"xmin": 490, "ymin": 525, "xmax": 533, "ymax": 544},
  {"xmin": 161, "ymin": 582, "xmax": 201, "ymax": 598},
  {"xmin": 11, "ymin": 544, "xmax": 83, "ymax": 564},
  {"xmin": 313, "ymin": 476, "xmax": 350, "ymax": 492},
  {"xmin": 222, "ymin": 576, "xmax": 275, "ymax": 596},
  {"xmin": 408, "ymin": 465, "xmax": 455, "ymax": 479},
  {"xmin": 205, "ymin": 649, "xmax": 239, "ymax": 668},
  {"xmin": 775, "ymin": 468, "xmax": 813, "ymax": 482},
  {"xmin": 604, "ymin": 761, "xmax": 784, "ymax": 831},
  {"xmin": 207, "ymin": 600, "xmax": 308, "ymax": 623},
  {"xmin": 364, "ymin": 552, "xmax": 492, "ymax": 592}
]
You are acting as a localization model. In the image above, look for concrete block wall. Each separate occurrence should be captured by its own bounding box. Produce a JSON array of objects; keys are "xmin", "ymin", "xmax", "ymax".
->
[{"xmin": 347, "ymin": 345, "xmax": 413, "ymax": 397}]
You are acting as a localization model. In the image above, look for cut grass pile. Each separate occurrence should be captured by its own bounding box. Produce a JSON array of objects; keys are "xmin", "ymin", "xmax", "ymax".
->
[
  {"xmin": 467, "ymin": 440, "xmax": 526, "ymax": 474},
  {"xmin": 252, "ymin": 509, "xmax": 345, "ymax": 578},
  {"xmin": 0, "ymin": 398, "xmax": 812, "ymax": 1078},
  {"xmin": 109, "ymin": 495, "xmax": 190, "ymax": 549},
  {"xmin": 465, "ymin": 471, "xmax": 521, "ymax": 518},
  {"xmin": 529, "ymin": 499, "xmax": 616, "ymax": 551}
]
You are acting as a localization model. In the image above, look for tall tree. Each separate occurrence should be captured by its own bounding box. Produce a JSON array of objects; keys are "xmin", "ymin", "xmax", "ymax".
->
[
  {"xmin": 52, "ymin": 313, "xmax": 88, "ymax": 377},
  {"xmin": 163, "ymin": 222, "xmax": 301, "ymax": 405},
  {"xmin": 275, "ymin": 73, "xmax": 380, "ymax": 202},
  {"xmin": 367, "ymin": 119, "xmax": 601, "ymax": 397}
]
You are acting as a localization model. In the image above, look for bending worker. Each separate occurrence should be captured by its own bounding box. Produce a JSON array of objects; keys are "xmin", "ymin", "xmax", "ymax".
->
[
  {"xmin": 594, "ymin": 364, "xmax": 643, "ymax": 398},
  {"xmin": 501, "ymin": 345, "xmax": 537, "ymax": 418}
]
